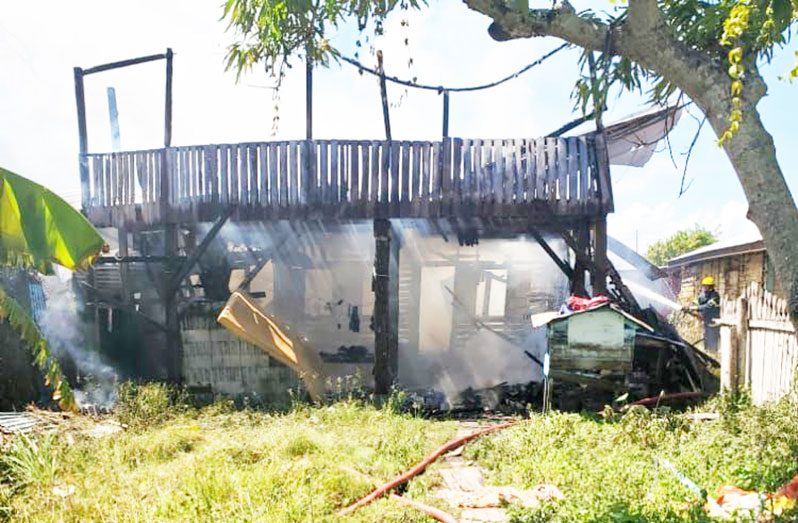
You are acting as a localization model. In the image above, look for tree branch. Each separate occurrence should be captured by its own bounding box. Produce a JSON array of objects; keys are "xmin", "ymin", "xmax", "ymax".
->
[{"xmin": 464, "ymin": 0, "xmax": 609, "ymax": 52}]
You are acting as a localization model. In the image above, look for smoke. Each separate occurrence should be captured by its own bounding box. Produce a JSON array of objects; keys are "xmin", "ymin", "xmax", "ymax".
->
[{"xmin": 40, "ymin": 271, "xmax": 118, "ymax": 408}]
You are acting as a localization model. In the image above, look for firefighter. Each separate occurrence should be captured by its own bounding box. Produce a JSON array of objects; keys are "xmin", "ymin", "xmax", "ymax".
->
[{"xmin": 690, "ymin": 276, "xmax": 720, "ymax": 352}]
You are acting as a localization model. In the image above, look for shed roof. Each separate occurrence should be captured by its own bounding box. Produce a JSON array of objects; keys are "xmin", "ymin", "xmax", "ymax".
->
[{"xmin": 531, "ymin": 303, "xmax": 654, "ymax": 332}]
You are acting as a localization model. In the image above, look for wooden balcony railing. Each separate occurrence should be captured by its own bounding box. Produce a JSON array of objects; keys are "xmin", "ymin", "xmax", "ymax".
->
[{"xmin": 80, "ymin": 136, "xmax": 611, "ymax": 227}]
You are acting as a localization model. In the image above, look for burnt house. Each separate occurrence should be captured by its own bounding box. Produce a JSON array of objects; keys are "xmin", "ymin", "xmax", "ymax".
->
[{"xmin": 72, "ymin": 50, "xmax": 681, "ymax": 403}]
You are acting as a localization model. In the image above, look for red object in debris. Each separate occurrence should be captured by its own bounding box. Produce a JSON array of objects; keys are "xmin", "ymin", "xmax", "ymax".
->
[
  {"xmin": 777, "ymin": 474, "xmax": 798, "ymax": 499},
  {"xmin": 566, "ymin": 295, "xmax": 610, "ymax": 312}
]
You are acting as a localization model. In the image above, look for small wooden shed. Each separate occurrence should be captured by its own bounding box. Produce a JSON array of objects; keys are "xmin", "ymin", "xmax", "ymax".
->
[{"xmin": 543, "ymin": 305, "xmax": 653, "ymax": 373}]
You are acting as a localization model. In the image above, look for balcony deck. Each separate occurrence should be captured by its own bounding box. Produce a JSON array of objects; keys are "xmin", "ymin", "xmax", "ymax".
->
[{"xmin": 80, "ymin": 136, "xmax": 611, "ymax": 228}]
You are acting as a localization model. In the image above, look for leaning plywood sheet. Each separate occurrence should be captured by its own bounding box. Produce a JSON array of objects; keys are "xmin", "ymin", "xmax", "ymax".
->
[{"xmin": 217, "ymin": 291, "xmax": 326, "ymax": 401}]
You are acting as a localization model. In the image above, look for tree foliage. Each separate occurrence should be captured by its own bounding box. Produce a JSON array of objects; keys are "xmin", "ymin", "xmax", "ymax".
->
[{"xmin": 646, "ymin": 226, "xmax": 718, "ymax": 266}]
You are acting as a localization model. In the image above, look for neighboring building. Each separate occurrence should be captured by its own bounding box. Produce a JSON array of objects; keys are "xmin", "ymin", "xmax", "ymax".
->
[{"xmin": 663, "ymin": 231, "xmax": 779, "ymax": 347}]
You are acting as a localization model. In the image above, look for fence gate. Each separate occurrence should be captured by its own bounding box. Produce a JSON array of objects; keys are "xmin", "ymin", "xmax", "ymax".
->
[{"xmin": 718, "ymin": 282, "xmax": 798, "ymax": 404}]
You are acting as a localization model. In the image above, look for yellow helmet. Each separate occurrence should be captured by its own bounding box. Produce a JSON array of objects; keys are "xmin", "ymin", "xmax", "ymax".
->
[{"xmin": 701, "ymin": 276, "xmax": 715, "ymax": 286}]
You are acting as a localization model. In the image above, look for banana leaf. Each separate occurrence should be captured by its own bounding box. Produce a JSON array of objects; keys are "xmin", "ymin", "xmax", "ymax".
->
[
  {"xmin": 0, "ymin": 166, "xmax": 104, "ymax": 272},
  {"xmin": 0, "ymin": 166, "xmax": 105, "ymax": 411}
]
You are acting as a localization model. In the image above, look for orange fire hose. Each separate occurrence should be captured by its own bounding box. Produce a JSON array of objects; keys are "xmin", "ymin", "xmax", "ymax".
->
[
  {"xmin": 389, "ymin": 494, "xmax": 458, "ymax": 523},
  {"xmin": 337, "ymin": 421, "xmax": 518, "ymax": 517}
]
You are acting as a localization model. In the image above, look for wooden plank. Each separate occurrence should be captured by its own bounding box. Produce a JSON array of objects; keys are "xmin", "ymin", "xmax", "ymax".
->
[
  {"xmin": 525, "ymin": 138, "xmax": 534, "ymax": 203},
  {"xmin": 411, "ymin": 142, "xmax": 422, "ymax": 216},
  {"xmin": 514, "ymin": 139, "xmax": 524, "ymax": 206},
  {"xmin": 257, "ymin": 144, "xmax": 267, "ymax": 207},
  {"xmin": 492, "ymin": 139, "xmax": 503, "ymax": 210},
  {"xmin": 330, "ymin": 141, "xmax": 339, "ymax": 206},
  {"xmin": 441, "ymin": 138, "xmax": 452, "ymax": 216},
  {"xmin": 547, "ymin": 138, "xmax": 559, "ymax": 207},
  {"xmin": 194, "ymin": 147, "xmax": 202, "ymax": 203},
  {"xmin": 205, "ymin": 146, "xmax": 216, "ymax": 203},
  {"xmin": 400, "ymin": 142, "xmax": 410, "ymax": 215},
  {"xmin": 474, "ymin": 140, "xmax": 484, "ymax": 213},
  {"xmin": 420, "ymin": 142, "xmax": 430, "ymax": 217},
  {"xmin": 127, "ymin": 153, "xmax": 135, "ymax": 204},
  {"xmin": 92, "ymin": 156, "xmax": 102, "ymax": 207},
  {"xmin": 430, "ymin": 141, "xmax": 441, "ymax": 216},
  {"xmin": 390, "ymin": 141, "xmax": 400, "ymax": 215},
  {"xmin": 361, "ymin": 143, "xmax": 371, "ymax": 215},
  {"xmin": 289, "ymin": 141, "xmax": 299, "ymax": 207},
  {"xmin": 578, "ymin": 137, "xmax": 589, "ymax": 207},
  {"xmin": 452, "ymin": 138, "xmax": 462, "ymax": 217},
  {"xmin": 279, "ymin": 143, "xmax": 288, "ymax": 212},
  {"xmin": 238, "ymin": 144, "xmax": 249, "ymax": 205},
  {"xmin": 504, "ymin": 139, "xmax": 515, "ymax": 208},
  {"xmin": 230, "ymin": 144, "xmax": 240, "ymax": 204},
  {"xmin": 379, "ymin": 142, "xmax": 389, "ymax": 210},
  {"xmin": 339, "ymin": 142, "xmax": 349, "ymax": 207},
  {"xmin": 367, "ymin": 142, "xmax": 378, "ymax": 215},
  {"xmin": 319, "ymin": 140, "xmax": 328, "ymax": 206},
  {"xmin": 748, "ymin": 319, "xmax": 796, "ymax": 334},
  {"xmin": 268, "ymin": 143, "xmax": 278, "ymax": 213},
  {"xmin": 220, "ymin": 145, "xmax": 229, "ymax": 204},
  {"xmin": 109, "ymin": 154, "xmax": 117, "ymax": 206},
  {"xmin": 535, "ymin": 139, "xmax": 546, "ymax": 202},
  {"xmin": 351, "ymin": 142, "xmax": 360, "ymax": 209},
  {"xmin": 462, "ymin": 139, "xmax": 472, "ymax": 212},
  {"xmin": 567, "ymin": 137, "xmax": 578, "ymax": 206},
  {"xmin": 249, "ymin": 144, "xmax": 259, "ymax": 206},
  {"xmin": 556, "ymin": 138, "xmax": 569, "ymax": 213}
]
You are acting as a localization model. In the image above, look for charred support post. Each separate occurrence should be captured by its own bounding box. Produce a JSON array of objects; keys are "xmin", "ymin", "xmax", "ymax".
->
[
  {"xmin": 164, "ymin": 48, "xmax": 173, "ymax": 147},
  {"xmin": 377, "ymin": 51, "xmax": 391, "ymax": 142},
  {"xmin": 571, "ymin": 224, "xmax": 590, "ymax": 296},
  {"xmin": 593, "ymin": 216, "xmax": 609, "ymax": 295},
  {"xmin": 306, "ymin": 54, "xmax": 313, "ymax": 140},
  {"xmin": 163, "ymin": 224, "xmax": 182, "ymax": 383},
  {"xmin": 73, "ymin": 67, "xmax": 89, "ymax": 210},
  {"xmin": 441, "ymin": 91, "xmax": 450, "ymax": 139},
  {"xmin": 373, "ymin": 218, "xmax": 398, "ymax": 394}
]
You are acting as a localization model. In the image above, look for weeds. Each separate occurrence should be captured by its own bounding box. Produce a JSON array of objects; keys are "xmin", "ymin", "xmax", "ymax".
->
[
  {"xmin": 1, "ymin": 433, "xmax": 59, "ymax": 489},
  {"xmin": 115, "ymin": 381, "xmax": 187, "ymax": 430}
]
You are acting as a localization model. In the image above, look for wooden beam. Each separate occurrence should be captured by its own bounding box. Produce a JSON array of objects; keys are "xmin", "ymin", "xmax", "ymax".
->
[
  {"xmin": 83, "ymin": 52, "xmax": 167, "ymax": 75},
  {"xmin": 377, "ymin": 51, "xmax": 391, "ymax": 142},
  {"xmin": 164, "ymin": 48, "xmax": 173, "ymax": 147},
  {"xmin": 163, "ymin": 223, "xmax": 182, "ymax": 383},
  {"xmin": 169, "ymin": 206, "xmax": 234, "ymax": 294},
  {"xmin": 528, "ymin": 227, "xmax": 573, "ymax": 279},
  {"xmin": 593, "ymin": 215, "xmax": 609, "ymax": 295},
  {"xmin": 442, "ymin": 91, "xmax": 450, "ymax": 139},
  {"xmin": 372, "ymin": 218, "xmax": 396, "ymax": 394},
  {"xmin": 306, "ymin": 54, "xmax": 313, "ymax": 140}
]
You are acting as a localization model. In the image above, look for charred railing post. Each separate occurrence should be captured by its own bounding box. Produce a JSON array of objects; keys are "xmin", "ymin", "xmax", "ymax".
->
[
  {"xmin": 164, "ymin": 48, "xmax": 173, "ymax": 147},
  {"xmin": 373, "ymin": 218, "xmax": 398, "ymax": 394}
]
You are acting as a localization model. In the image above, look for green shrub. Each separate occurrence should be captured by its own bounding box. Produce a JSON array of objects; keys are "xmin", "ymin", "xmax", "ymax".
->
[{"xmin": 114, "ymin": 382, "xmax": 187, "ymax": 429}]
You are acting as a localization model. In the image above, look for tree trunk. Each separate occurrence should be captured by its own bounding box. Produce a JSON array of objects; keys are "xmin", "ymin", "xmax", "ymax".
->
[{"xmin": 464, "ymin": 0, "xmax": 798, "ymax": 322}]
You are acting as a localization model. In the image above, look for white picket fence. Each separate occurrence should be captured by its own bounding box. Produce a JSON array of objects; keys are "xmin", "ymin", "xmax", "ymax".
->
[{"xmin": 718, "ymin": 282, "xmax": 798, "ymax": 404}]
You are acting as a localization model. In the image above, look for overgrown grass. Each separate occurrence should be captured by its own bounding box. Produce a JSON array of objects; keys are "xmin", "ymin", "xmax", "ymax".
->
[
  {"xmin": 465, "ymin": 391, "xmax": 798, "ymax": 522},
  {"xmin": 4, "ymin": 384, "xmax": 798, "ymax": 522},
  {"xmin": 1, "ymin": 384, "xmax": 456, "ymax": 522}
]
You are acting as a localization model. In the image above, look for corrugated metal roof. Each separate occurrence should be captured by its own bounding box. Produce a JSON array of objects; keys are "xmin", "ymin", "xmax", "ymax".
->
[
  {"xmin": 666, "ymin": 231, "xmax": 764, "ymax": 267},
  {"xmin": 0, "ymin": 412, "xmax": 40, "ymax": 433}
]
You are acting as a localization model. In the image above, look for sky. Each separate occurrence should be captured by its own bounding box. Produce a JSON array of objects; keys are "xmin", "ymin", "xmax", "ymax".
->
[{"xmin": 0, "ymin": 0, "xmax": 795, "ymax": 253}]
